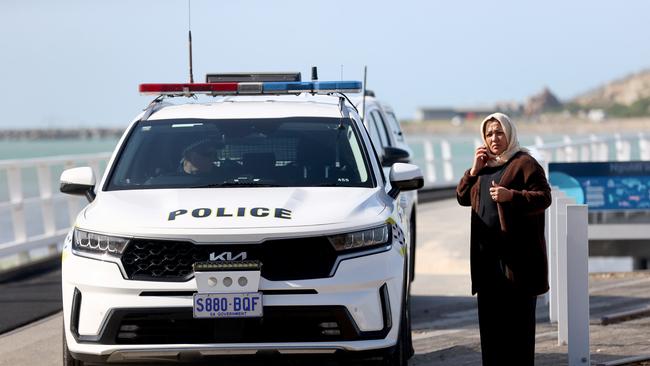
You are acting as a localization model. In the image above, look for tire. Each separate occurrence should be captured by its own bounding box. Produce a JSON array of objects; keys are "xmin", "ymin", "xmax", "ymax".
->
[
  {"xmin": 63, "ymin": 329, "xmax": 85, "ymax": 366},
  {"xmin": 381, "ymin": 261, "xmax": 414, "ymax": 366},
  {"xmin": 409, "ymin": 211, "xmax": 416, "ymax": 283}
]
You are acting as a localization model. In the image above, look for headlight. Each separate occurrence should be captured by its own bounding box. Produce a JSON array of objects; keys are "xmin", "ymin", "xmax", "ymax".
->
[
  {"xmin": 72, "ymin": 228, "xmax": 129, "ymax": 258},
  {"xmin": 328, "ymin": 224, "xmax": 391, "ymax": 251}
]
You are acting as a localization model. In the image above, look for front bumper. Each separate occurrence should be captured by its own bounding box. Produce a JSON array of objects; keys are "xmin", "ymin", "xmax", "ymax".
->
[{"xmin": 62, "ymin": 245, "xmax": 405, "ymax": 360}]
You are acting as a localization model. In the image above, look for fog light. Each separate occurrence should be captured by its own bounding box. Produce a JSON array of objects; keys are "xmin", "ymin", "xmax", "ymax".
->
[
  {"xmin": 321, "ymin": 329, "xmax": 341, "ymax": 336},
  {"xmin": 118, "ymin": 332, "xmax": 137, "ymax": 339},
  {"xmin": 119, "ymin": 324, "xmax": 139, "ymax": 332}
]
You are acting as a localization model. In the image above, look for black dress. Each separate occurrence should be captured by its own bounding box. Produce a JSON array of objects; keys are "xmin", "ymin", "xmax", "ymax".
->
[{"xmin": 476, "ymin": 164, "xmax": 537, "ymax": 366}]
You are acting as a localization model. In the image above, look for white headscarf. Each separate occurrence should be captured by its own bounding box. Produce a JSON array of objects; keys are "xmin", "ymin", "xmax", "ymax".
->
[{"xmin": 480, "ymin": 112, "xmax": 528, "ymax": 167}]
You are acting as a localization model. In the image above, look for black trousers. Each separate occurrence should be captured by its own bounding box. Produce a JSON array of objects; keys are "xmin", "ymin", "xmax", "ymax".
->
[{"xmin": 477, "ymin": 286, "xmax": 537, "ymax": 366}]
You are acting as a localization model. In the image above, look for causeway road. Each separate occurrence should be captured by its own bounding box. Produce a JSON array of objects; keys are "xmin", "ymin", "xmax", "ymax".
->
[{"xmin": 2, "ymin": 199, "xmax": 650, "ymax": 365}]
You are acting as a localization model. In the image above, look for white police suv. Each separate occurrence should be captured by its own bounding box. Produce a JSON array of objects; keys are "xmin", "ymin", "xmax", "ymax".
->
[
  {"xmin": 59, "ymin": 72, "xmax": 423, "ymax": 365},
  {"xmin": 354, "ymin": 93, "xmax": 419, "ymax": 283}
]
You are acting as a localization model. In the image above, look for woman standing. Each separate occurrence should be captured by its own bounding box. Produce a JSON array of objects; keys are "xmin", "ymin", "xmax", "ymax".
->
[{"xmin": 456, "ymin": 113, "xmax": 552, "ymax": 365}]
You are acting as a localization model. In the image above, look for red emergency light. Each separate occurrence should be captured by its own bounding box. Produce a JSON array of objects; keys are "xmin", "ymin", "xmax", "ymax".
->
[
  {"xmin": 139, "ymin": 80, "xmax": 362, "ymax": 96},
  {"xmin": 139, "ymin": 83, "xmax": 239, "ymax": 95}
]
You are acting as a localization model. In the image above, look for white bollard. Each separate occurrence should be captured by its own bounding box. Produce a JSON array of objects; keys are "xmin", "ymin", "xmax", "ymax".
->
[
  {"xmin": 547, "ymin": 189, "xmax": 566, "ymax": 322},
  {"xmin": 615, "ymin": 134, "xmax": 631, "ymax": 161},
  {"xmin": 37, "ymin": 163, "xmax": 56, "ymax": 236},
  {"xmin": 639, "ymin": 132, "xmax": 650, "ymax": 160},
  {"xmin": 566, "ymin": 204, "xmax": 590, "ymax": 366},
  {"xmin": 563, "ymin": 136, "xmax": 576, "ymax": 162},
  {"xmin": 440, "ymin": 140, "xmax": 453, "ymax": 182},
  {"xmin": 7, "ymin": 166, "xmax": 27, "ymax": 244},
  {"xmin": 423, "ymin": 140, "xmax": 436, "ymax": 185},
  {"xmin": 556, "ymin": 196, "xmax": 575, "ymax": 345},
  {"xmin": 589, "ymin": 135, "xmax": 599, "ymax": 161},
  {"xmin": 539, "ymin": 148, "xmax": 552, "ymax": 164},
  {"xmin": 579, "ymin": 143, "xmax": 590, "ymax": 162},
  {"xmin": 600, "ymin": 141, "xmax": 609, "ymax": 161},
  {"xmin": 556, "ymin": 147, "xmax": 566, "ymax": 162}
]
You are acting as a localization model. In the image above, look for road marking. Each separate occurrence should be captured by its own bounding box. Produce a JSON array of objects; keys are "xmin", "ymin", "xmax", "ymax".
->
[{"xmin": 412, "ymin": 328, "xmax": 464, "ymax": 341}]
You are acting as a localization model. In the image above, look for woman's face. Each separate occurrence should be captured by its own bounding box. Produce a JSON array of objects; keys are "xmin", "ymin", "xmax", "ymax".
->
[{"xmin": 484, "ymin": 120, "xmax": 508, "ymax": 155}]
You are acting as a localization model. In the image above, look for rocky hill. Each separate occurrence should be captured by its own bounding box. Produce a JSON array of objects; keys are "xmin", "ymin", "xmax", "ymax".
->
[
  {"xmin": 524, "ymin": 87, "xmax": 562, "ymax": 115},
  {"xmin": 572, "ymin": 69, "xmax": 650, "ymax": 107}
]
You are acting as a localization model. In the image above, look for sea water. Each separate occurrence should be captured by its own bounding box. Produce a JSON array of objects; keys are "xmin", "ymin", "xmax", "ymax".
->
[{"xmin": 0, "ymin": 139, "xmax": 118, "ymax": 246}]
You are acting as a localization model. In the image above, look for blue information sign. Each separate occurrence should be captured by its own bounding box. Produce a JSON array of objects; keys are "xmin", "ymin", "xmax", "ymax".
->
[{"xmin": 548, "ymin": 161, "xmax": 650, "ymax": 211}]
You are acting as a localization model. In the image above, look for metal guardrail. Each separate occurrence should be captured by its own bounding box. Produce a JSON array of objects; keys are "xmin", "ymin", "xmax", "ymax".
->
[{"xmin": 1, "ymin": 132, "xmax": 648, "ymax": 272}]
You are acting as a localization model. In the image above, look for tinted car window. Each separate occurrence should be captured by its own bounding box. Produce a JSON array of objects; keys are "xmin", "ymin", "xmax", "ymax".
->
[
  {"xmin": 385, "ymin": 111, "xmax": 404, "ymax": 142},
  {"xmin": 371, "ymin": 110, "xmax": 391, "ymax": 147},
  {"xmin": 367, "ymin": 113, "xmax": 383, "ymax": 149},
  {"xmin": 107, "ymin": 117, "xmax": 374, "ymax": 190}
]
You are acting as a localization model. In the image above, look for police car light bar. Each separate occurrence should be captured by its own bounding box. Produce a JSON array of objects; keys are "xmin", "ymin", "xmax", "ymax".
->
[
  {"xmin": 138, "ymin": 81, "xmax": 362, "ymax": 96},
  {"xmin": 206, "ymin": 72, "xmax": 302, "ymax": 83}
]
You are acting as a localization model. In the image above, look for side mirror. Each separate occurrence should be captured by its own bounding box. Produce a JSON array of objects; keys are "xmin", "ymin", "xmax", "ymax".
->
[
  {"xmin": 381, "ymin": 147, "xmax": 410, "ymax": 167},
  {"xmin": 388, "ymin": 163, "xmax": 424, "ymax": 199},
  {"xmin": 60, "ymin": 167, "xmax": 96, "ymax": 202}
]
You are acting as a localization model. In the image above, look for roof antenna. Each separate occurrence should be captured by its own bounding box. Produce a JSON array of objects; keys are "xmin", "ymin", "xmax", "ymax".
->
[
  {"xmin": 311, "ymin": 66, "xmax": 318, "ymax": 81},
  {"xmin": 188, "ymin": 0, "xmax": 194, "ymax": 83},
  {"xmin": 310, "ymin": 66, "xmax": 318, "ymax": 95},
  {"xmin": 361, "ymin": 65, "xmax": 368, "ymax": 122}
]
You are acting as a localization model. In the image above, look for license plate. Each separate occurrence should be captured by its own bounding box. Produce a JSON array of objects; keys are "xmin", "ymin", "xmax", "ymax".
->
[{"xmin": 193, "ymin": 292, "xmax": 263, "ymax": 318}]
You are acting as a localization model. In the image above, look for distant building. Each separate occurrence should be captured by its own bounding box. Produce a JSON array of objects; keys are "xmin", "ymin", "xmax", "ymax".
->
[
  {"xmin": 415, "ymin": 107, "xmax": 494, "ymax": 122},
  {"xmin": 417, "ymin": 87, "xmax": 563, "ymax": 122},
  {"xmin": 415, "ymin": 108, "xmax": 456, "ymax": 121},
  {"xmin": 587, "ymin": 109, "xmax": 606, "ymax": 122},
  {"xmin": 415, "ymin": 106, "xmax": 519, "ymax": 122},
  {"xmin": 494, "ymin": 100, "xmax": 524, "ymax": 116}
]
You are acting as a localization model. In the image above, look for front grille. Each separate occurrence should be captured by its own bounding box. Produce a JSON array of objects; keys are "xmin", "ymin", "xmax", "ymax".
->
[
  {"xmin": 111, "ymin": 307, "xmax": 363, "ymax": 344},
  {"xmin": 121, "ymin": 237, "xmax": 338, "ymax": 281},
  {"xmin": 71, "ymin": 285, "xmax": 392, "ymax": 345}
]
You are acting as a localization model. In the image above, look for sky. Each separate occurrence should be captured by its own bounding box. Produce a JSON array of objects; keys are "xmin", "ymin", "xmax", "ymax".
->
[{"xmin": 1, "ymin": 0, "xmax": 650, "ymax": 128}]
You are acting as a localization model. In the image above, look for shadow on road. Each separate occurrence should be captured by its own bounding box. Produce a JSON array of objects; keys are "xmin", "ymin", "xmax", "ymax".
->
[
  {"xmin": 0, "ymin": 268, "xmax": 62, "ymax": 334},
  {"xmin": 411, "ymin": 295, "xmax": 477, "ymax": 329}
]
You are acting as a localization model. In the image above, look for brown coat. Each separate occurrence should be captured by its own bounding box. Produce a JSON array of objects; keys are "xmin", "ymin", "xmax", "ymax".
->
[{"xmin": 457, "ymin": 152, "xmax": 552, "ymax": 296}]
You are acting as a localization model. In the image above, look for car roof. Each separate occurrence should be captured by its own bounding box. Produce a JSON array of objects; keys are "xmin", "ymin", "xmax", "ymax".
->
[
  {"xmin": 351, "ymin": 95, "xmax": 380, "ymax": 108},
  {"xmin": 350, "ymin": 95, "xmax": 397, "ymax": 116},
  {"xmin": 147, "ymin": 94, "xmax": 350, "ymax": 121}
]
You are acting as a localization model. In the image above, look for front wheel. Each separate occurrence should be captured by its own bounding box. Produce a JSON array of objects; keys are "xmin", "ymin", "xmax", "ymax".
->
[
  {"xmin": 381, "ymin": 268, "xmax": 414, "ymax": 365},
  {"xmin": 63, "ymin": 329, "xmax": 85, "ymax": 366},
  {"xmin": 409, "ymin": 211, "xmax": 416, "ymax": 283}
]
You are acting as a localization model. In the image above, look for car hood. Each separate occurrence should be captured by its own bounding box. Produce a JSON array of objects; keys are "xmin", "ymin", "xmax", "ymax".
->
[{"xmin": 78, "ymin": 187, "xmax": 390, "ymax": 243}]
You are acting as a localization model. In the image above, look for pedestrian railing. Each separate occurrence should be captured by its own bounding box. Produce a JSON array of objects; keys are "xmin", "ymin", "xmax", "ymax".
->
[
  {"xmin": 409, "ymin": 132, "xmax": 650, "ymax": 189},
  {"xmin": 1, "ymin": 132, "xmax": 648, "ymax": 272},
  {"xmin": 534, "ymin": 133, "xmax": 650, "ymax": 163},
  {"xmin": 0, "ymin": 153, "xmax": 110, "ymax": 270}
]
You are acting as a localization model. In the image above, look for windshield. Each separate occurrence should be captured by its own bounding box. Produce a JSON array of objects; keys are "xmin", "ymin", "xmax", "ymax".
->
[{"xmin": 106, "ymin": 117, "xmax": 374, "ymax": 190}]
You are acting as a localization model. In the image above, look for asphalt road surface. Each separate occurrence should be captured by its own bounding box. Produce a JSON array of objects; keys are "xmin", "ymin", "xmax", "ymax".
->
[{"xmin": 0, "ymin": 199, "xmax": 475, "ymax": 366}]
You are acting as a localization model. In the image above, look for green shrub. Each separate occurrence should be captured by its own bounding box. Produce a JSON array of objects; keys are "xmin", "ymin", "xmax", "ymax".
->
[{"xmin": 606, "ymin": 97, "xmax": 650, "ymax": 117}]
